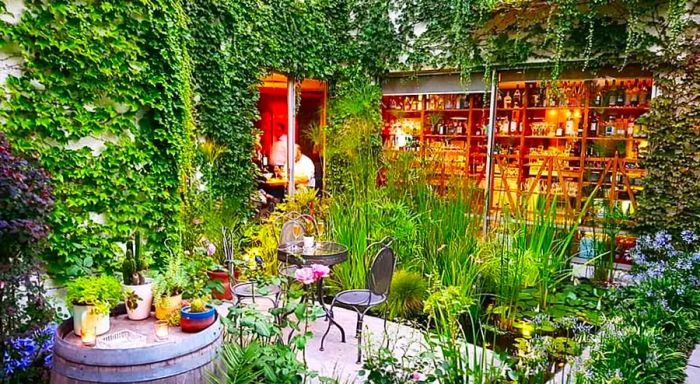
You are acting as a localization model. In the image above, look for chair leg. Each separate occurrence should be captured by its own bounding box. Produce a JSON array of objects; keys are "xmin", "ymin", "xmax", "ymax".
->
[
  {"xmin": 320, "ymin": 300, "xmax": 337, "ymax": 351},
  {"xmin": 356, "ymin": 312, "xmax": 364, "ymax": 364},
  {"xmin": 383, "ymin": 305, "xmax": 389, "ymax": 348},
  {"xmin": 355, "ymin": 311, "xmax": 362, "ymax": 338}
]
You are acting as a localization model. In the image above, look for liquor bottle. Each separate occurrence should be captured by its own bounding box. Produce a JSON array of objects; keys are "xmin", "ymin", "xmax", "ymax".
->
[
  {"xmin": 593, "ymin": 81, "xmax": 603, "ymax": 106},
  {"xmin": 504, "ymin": 91, "xmax": 512, "ymax": 109},
  {"xmin": 509, "ymin": 116, "xmax": 518, "ymax": 134},
  {"xmin": 608, "ymin": 80, "xmax": 617, "ymax": 107},
  {"xmin": 624, "ymin": 81, "xmax": 634, "ymax": 106},
  {"xmin": 497, "ymin": 89, "xmax": 503, "ymax": 108},
  {"xmin": 529, "ymin": 83, "xmax": 539, "ymax": 107},
  {"xmin": 589, "ymin": 112, "xmax": 598, "ymax": 137},
  {"xmin": 390, "ymin": 97, "xmax": 398, "ymax": 109},
  {"xmin": 413, "ymin": 97, "xmax": 419, "ymax": 111},
  {"xmin": 630, "ymin": 79, "xmax": 640, "ymax": 107},
  {"xmin": 627, "ymin": 117, "xmax": 635, "ymax": 137},
  {"xmin": 639, "ymin": 80, "xmax": 650, "ymax": 106},
  {"xmin": 437, "ymin": 95, "xmax": 445, "ymax": 110},
  {"xmin": 565, "ymin": 114, "xmax": 575, "ymax": 136},
  {"xmin": 538, "ymin": 82, "xmax": 547, "ymax": 107},
  {"xmin": 616, "ymin": 81, "xmax": 626, "ymax": 106},
  {"xmin": 547, "ymin": 82, "xmax": 557, "ymax": 107},
  {"xmin": 617, "ymin": 116, "xmax": 626, "ymax": 136},
  {"xmin": 556, "ymin": 123, "xmax": 564, "ymax": 137},
  {"xmin": 577, "ymin": 119, "xmax": 584, "ymax": 137},
  {"xmin": 605, "ymin": 115, "xmax": 616, "ymax": 136},
  {"xmin": 513, "ymin": 85, "xmax": 521, "ymax": 108},
  {"xmin": 445, "ymin": 95, "xmax": 453, "ymax": 110}
]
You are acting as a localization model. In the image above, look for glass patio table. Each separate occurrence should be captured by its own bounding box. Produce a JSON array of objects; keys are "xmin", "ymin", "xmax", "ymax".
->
[{"xmin": 277, "ymin": 241, "xmax": 348, "ymax": 345}]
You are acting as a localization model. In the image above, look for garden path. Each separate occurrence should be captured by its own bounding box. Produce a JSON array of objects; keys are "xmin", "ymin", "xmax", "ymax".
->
[
  {"xmin": 217, "ymin": 301, "xmax": 499, "ymax": 383},
  {"xmin": 686, "ymin": 344, "xmax": 700, "ymax": 383}
]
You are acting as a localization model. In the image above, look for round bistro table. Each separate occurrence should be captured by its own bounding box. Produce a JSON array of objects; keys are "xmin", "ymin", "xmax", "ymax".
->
[{"xmin": 277, "ymin": 240, "xmax": 348, "ymax": 345}]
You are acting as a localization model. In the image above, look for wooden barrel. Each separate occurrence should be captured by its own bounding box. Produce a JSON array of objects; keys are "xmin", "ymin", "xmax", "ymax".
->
[{"xmin": 51, "ymin": 305, "xmax": 223, "ymax": 384}]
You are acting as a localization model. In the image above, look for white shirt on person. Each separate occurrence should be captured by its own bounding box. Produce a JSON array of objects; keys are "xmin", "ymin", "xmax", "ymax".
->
[
  {"xmin": 294, "ymin": 154, "xmax": 315, "ymax": 188},
  {"xmin": 271, "ymin": 135, "xmax": 287, "ymax": 166}
]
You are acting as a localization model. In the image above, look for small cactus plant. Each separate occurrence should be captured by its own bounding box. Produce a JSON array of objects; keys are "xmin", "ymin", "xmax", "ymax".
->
[
  {"xmin": 189, "ymin": 297, "xmax": 206, "ymax": 313},
  {"xmin": 122, "ymin": 230, "xmax": 148, "ymax": 285}
]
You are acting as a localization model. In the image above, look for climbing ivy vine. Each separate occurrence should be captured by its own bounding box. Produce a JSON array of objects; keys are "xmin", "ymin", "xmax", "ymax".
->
[{"xmin": 0, "ymin": 1, "xmax": 196, "ymax": 279}]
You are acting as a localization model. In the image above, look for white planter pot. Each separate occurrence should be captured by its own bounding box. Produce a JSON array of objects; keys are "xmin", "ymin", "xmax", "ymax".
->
[
  {"xmin": 123, "ymin": 281, "xmax": 153, "ymax": 321},
  {"xmin": 72, "ymin": 304, "xmax": 110, "ymax": 336},
  {"xmin": 303, "ymin": 236, "xmax": 315, "ymax": 249}
]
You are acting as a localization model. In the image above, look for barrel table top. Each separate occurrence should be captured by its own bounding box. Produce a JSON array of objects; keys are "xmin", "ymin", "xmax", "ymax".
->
[{"xmin": 53, "ymin": 306, "xmax": 222, "ymax": 383}]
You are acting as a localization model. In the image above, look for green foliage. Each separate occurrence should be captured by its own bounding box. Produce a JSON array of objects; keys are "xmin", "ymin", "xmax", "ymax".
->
[
  {"xmin": 387, "ymin": 270, "xmax": 428, "ymax": 319},
  {"xmin": 152, "ymin": 252, "xmax": 188, "ymax": 303},
  {"xmin": 395, "ymin": 0, "xmax": 688, "ymax": 78},
  {"xmin": 0, "ymin": 1, "xmax": 197, "ymax": 279},
  {"xmin": 65, "ymin": 275, "xmax": 122, "ymax": 316},
  {"xmin": 637, "ymin": 16, "xmax": 700, "ymax": 235},
  {"xmin": 122, "ymin": 230, "xmax": 149, "ymax": 285}
]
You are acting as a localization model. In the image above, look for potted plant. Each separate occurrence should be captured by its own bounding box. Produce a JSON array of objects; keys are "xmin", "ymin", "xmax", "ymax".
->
[
  {"xmin": 180, "ymin": 296, "xmax": 216, "ymax": 333},
  {"xmin": 66, "ymin": 275, "xmax": 122, "ymax": 336},
  {"xmin": 152, "ymin": 254, "xmax": 187, "ymax": 323},
  {"xmin": 205, "ymin": 243, "xmax": 233, "ymax": 300},
  {"xmin": 122, "ymin": 230, "xmax": 152, "ymax": 320}
]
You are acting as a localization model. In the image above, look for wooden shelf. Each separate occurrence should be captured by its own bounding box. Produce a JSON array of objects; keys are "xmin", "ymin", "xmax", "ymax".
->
[{"xmin": 381, "ymin": 75, "xmax": 653, "ymax": 222}]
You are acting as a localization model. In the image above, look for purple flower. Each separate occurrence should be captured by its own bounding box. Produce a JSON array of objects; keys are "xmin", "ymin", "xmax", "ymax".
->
[
  {"xmin": 659, "ymin": 299, "xmax": 669, "ymax": 310},
  {"xmin": 676, "ymin": 259, "xmax": 692, "ymax": 271},
  {"xmin": 682, "ymin": 230, "xmax": 698, "ymax": 244},
  {"xmin": 254, "ymin": 255, "xmax": 263, "ymax": 264},
  {"xmin": 411, "ymin": 371, "xmax": 427, "ymax": 381},
  {"xmin": 652, "ymin": 231, "xmax": 672, "ymax": 250},
  {"xmin": 206, "ymin": 243, "xmax": 216, "ymax": 256},
  {"xmin": 43, "ymin": 353, "xmax": 52, "ymax": 368},
  {"xmin": 677, "ymin": 287, "xmax": 686, "ymax": 296}
]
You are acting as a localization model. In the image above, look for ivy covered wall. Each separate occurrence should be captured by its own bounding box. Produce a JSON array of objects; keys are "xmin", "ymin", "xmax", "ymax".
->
[
  {"xmin": 0, "ymin": 1, "xmax": 196, "ymax": 278},
  {"xmin": 0, "ymin": 0, "xmax": 399, "ymax": 277}
]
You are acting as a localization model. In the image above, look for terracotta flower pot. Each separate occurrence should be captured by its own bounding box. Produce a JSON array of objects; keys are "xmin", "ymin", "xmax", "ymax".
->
[
  {"xmin": 155, "ymin": 294, "xmax": 182, "ymax": 321},
  {"xmin": 180, "ymin": 304, "xmax": 216, "ymax": 333},
  {"xmin": 207, "ymin": 270, "xmax": 232, "ymax": 300}
]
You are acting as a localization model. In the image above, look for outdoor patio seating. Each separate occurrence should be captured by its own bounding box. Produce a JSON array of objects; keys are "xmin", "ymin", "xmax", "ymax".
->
[{"xmin": 321, "ymin": 236, "xmax": 396, "ymax": 363}]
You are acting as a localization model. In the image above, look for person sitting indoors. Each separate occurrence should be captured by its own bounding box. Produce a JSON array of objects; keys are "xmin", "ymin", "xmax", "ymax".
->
[{"xmin": 293, "ymin": 144, "xmax": 315, "ymax": 188}]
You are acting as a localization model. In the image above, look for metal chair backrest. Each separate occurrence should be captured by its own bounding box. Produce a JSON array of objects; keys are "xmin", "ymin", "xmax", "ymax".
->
[
  {"xmin": 367, "ymin": 237, "xmax": 396, "ymax": 296},
  {"xmin": 279, "ymin": 219, "xmax": 305, "ymax": 247}
]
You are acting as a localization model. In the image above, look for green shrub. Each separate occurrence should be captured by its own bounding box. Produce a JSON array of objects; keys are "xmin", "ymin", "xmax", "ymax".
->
[
  {"xmin": 65, "ymin": 275, "xmax": 122, "ymax": 315},
  {"xmin": 387, "ymin": 270, "xmax": 428, "ymax": 319}
]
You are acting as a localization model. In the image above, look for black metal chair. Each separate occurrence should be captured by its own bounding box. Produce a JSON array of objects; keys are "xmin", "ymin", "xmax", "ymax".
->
[{"xmin": 320, "ymin": 237, "xmax": 396, "ymax": 363}]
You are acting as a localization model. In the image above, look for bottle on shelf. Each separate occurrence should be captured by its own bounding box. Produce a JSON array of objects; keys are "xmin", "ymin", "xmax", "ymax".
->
[
  {"xmin": 497, "ymin": 89, "xmax": 503, "ymax": 108},
  {"xmin": 529, "ymin": 83, "xmax": 540, "ymax": 107},
  {"xmin": 589, "ymin": 111, "xmax": 599, "ymax": 137},
  {"xmin": 556, "ymin": 123, "xmax": 564, "ymax": 137},
  {"xmin": 503, "ymin": 91, "xmax": 512, "ymax": 109},
  {"xmin": 577, "ymin": 119, "xmax": 584, "ymax": 137},
  {"xmin": 605, "ymin": 115, "xmax": 616, "ymax": 136},
  {"xmin": 592, "ymin": 81, "xmax": 603, "ymax": 107},
  {"xmin": 616, "ymin": 81, "xmax": 626, "ymax": 106},
  {"xmin": 509, "ymin": 116, "xmax": 518, "ymax": 134},
  {"xmin": 626, "ymin": 117, "xmax": 635, "ymax": 137},
  {"xmin": 608, "ymin": 80, "xmax": 617, "ymax": 107},
  {"xmin": 513, "ymin": 85, "xmax": 521, "ymax": 108},
  {"xmin": 413, "ymin": 97, "xmax": 420, "ymax": 111},
  {"xmin": 538, "ymin": 82, "xmax": 547, "ymax": 107},
  {"xmin": 624, "ymin": 80, "xmax": 634, "ymax": 106},
  {"xmin": 616, "ymin": 115, "xmax": 626, "ymax": 136},
  {"xmin": 630, "ymin": 79, "xmax": 640, "ymax": 107},
  {"xmin": 639, "ymin": 79, "xmax": 650, "ymax": 107},
  {"xmin": 565, "ymin": 113, "xmax": 575, "ymax": 136},
  {"xmin": 445, "ymin": 95, "xmax": 453, "ymax": 110}
]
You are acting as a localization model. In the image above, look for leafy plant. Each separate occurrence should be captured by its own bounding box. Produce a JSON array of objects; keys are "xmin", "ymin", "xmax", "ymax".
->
[
  {"xmin": 65, "ymin": 275, "xmax": 122, "ymax": 316},
  {"xmin": 152, "ymin": 252, "xmax": 188, "ymax": 305}
]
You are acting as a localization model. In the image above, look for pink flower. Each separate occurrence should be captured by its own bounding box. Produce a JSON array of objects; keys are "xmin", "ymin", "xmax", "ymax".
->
[
  {"xmin": 294, "ymin": 267, "xmax": 316, "ymax": 285},
  {"xmin": 207, "ymin": 243, "xmax": 216, "ymax": 256},
  {"xmin": 411, "ymin": 371, "xmax": 427, "ymax": 381},
  {"xmin": 311, "ymin": 264, "xmax": 330, "ymax": 280},
  {"xmin": 192, "ymin": 218, "xmax": 202, "ymax": 225}
]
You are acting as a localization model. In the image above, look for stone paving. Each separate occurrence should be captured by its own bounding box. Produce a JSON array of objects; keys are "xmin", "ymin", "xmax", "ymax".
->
[{"xmin": 686, "ymin": 344, "xmax": 700, "ymax": 384}]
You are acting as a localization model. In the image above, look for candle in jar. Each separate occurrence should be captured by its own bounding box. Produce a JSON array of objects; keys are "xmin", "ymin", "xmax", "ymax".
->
[
  {"xmin": 155, "ymin": 320, "xmax": 169, "ymax": 340},
  {"xmin": 81, "ymin": 327, "xmax": 96, "ymax": 347}
]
